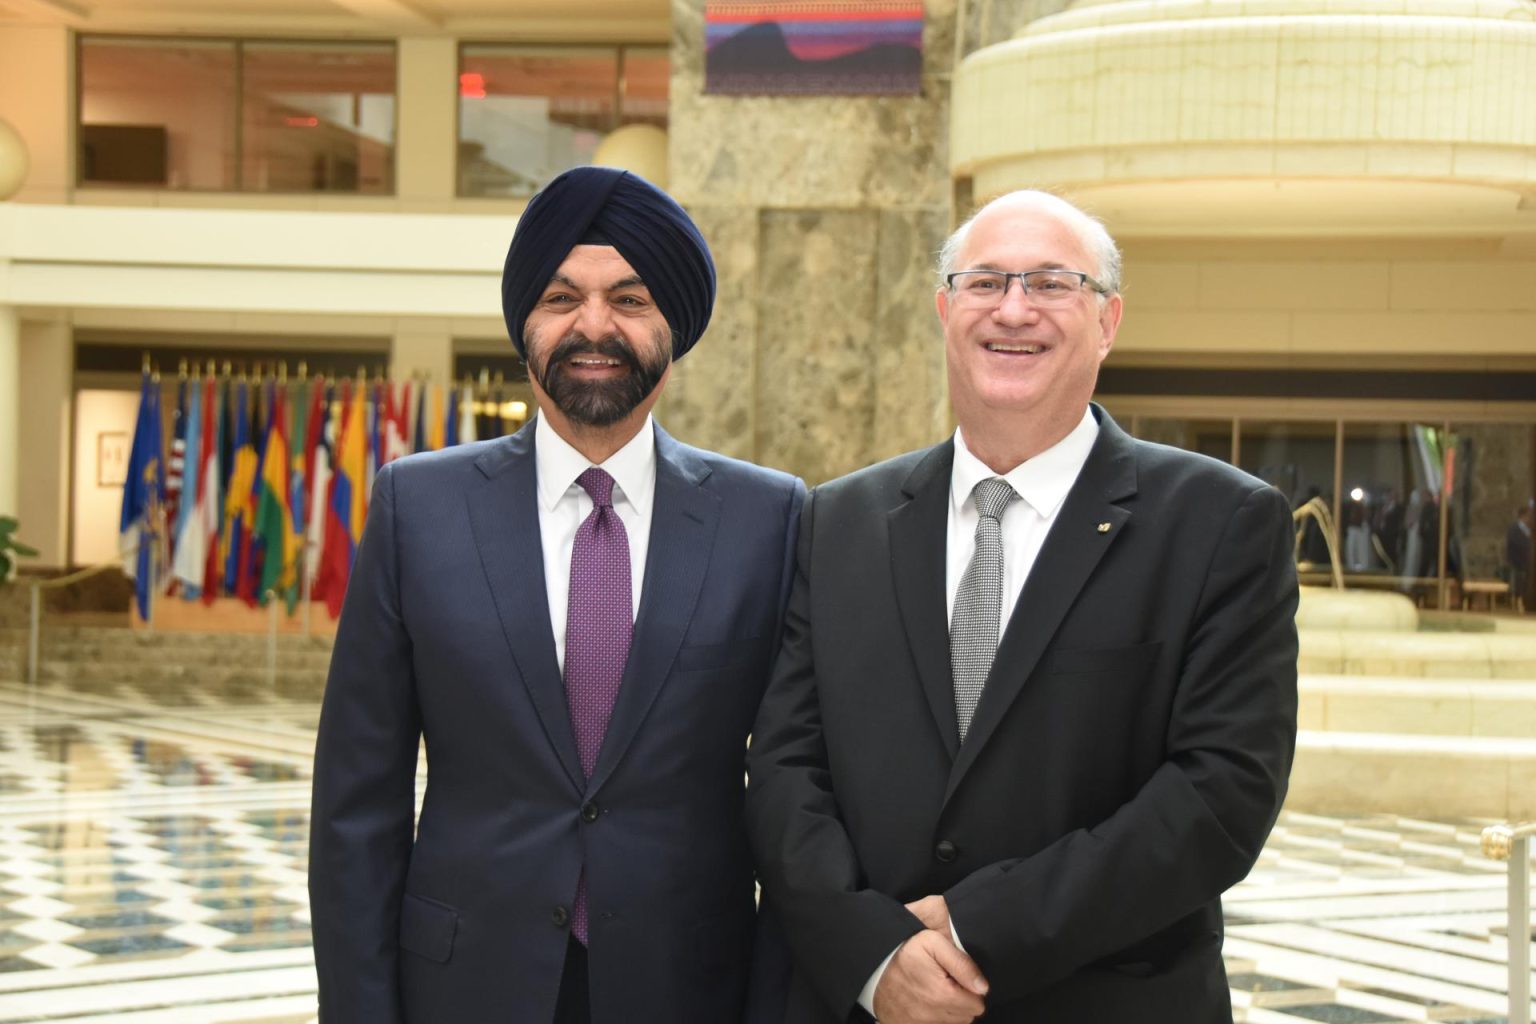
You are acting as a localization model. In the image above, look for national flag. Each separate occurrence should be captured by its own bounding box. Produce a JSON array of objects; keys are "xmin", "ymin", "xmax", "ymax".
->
[
  {"xmin": 171, "ymin": 376, "xmax": 204, "ymax": 597},
  {"xmin": 445, "ymin": 385, "xmax": 459, "ymax": 447},
  {"xmin": 221, "ymin": 377, "xmax": 259, "ymax": 597},
  {"xmin": 383, "ymin": 379, "xmax": 409, "ymax": 464},
  {"xmin": 286, "ymin": 377, "xmax": 309, "ymax": 611},
  {"xmin": 413, "ymin": 381, "xmax": 427, "ymax": 454},
  {"xmin": 316, "ymin": 379, "xmax": 366, "ymax": 619},
  {"xmin": 164, "ymin": 375, "xmax": 187, "ymax": 574},
  {"xmin": 304, "ymin": 379, "xmax": 334, "ymax": 603},
  {"xmin": 459, "ymin": 381, "xmax": 478, "ymax": 444},
  {"xmin": 427, "ymin": 384, "xmax": 445, "ymax": 451},
  {"xmin": 200, "ymin": 375, "xmax": 226, "ymax": 605},
  {"xmin": 237, "ymin": 378, "xmax": 273, "ymax": 607},
  {"xmin": 253, "ymin": 385, "xmax": 299, "ymax": 610},
  {"xmin": 119, "ymin": 370, "xmax": 165, "ymax": 622},
  {"xmin": 365, "ymin": 379, "xmax": 380, "ymax": 495}
]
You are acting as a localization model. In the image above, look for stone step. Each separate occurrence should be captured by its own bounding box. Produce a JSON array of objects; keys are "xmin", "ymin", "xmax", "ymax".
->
[
  {"xmin": 1300, "ymin": 675, "xmax": 1536, "ymax": 738},
  {"xmin": 30, "ymin": 644, "xmax": 334, "ymax": 669},
  {"xmin": 1298, "ymin": 628, "xmax": 1536, "ymax": 678},
  {"xmin": 1287, "ymin": 729, "xmax": 1536, "ymax": 819},
  {"xmin": 33, "ymin": 665, "xmax": 328, "ymax": 702}
]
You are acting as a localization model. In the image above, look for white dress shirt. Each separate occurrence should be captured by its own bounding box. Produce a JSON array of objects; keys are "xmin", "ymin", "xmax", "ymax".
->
[
  {"xmin": 535, "ymin": 414, "xmax": 656, "ymax": 673},
  {"xmin": 858, "ymin": 407, "xmax": 1100, "ymax": 1017}
]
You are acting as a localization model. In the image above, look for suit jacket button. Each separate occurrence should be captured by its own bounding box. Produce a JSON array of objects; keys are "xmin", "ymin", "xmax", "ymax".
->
[
  {"xmin": 935, "ymin": 840, "xmax": 958, "ymax": 863},
  {"xmin": 551, "ymin": 905, "xmax": 570, "ymax": 928},
  {"xmin": 581, "ymin": 802, "xmax": 600, "ymax": 823}
]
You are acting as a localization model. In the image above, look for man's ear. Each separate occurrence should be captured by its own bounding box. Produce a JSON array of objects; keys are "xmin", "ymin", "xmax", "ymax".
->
[{"xmin": 1097, "ymin": 293, "xmax": 1124, "ymax": 359}]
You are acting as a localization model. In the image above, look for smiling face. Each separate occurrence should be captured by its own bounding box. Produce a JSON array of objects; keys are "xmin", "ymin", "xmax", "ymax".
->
[
  {"xmin": 936, "ymin": 193, "xmax": 1123, "ymax": 458},
  {"xmin": 523, "ymin": 245, "xmax": 673, "ymax": 433}
]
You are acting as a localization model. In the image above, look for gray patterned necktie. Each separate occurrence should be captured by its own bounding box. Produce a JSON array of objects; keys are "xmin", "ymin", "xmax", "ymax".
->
[{"xmin": 951, "ymin": 477, "xmax": 1018, "ymax": 743}]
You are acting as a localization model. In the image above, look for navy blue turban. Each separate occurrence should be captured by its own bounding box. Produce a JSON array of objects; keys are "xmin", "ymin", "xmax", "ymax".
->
[{"xmin": 501, "ymin": 166, "xmax": 716, "ymax": 362}]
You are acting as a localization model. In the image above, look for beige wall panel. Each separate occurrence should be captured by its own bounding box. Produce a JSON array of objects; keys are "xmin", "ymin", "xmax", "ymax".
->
[
  {"xmin": 1120, "ymin": 262, "xmax": 1201, "ymax": 311},
  {"xmin": 17, "ymin": 319, "xmax": 70, "ymax": 567},
  {"xmin": 1389, "ymin": 263, "xmax": 1536, "ymax": 311},
  {"xmin": 0, "ymin": 25, "xmax": 71, "ymax": 204},
  {"xmin": 396, "ymin": 37, "xmax": 458, "ymax": 205},
  {"xmin": 1198, "ymin": 262, "xmax": 1391, "ymax": 311},
  {"xmin": 657, "ymin": 205, "xmax": 758, "ymax": 463},
  {"xmin": 1115, "ymin": 310, "xmax": 1294, "ymax": 352},
  {"xmin": 1291, "ymin": 311, "xmax": 1536, "ymax": 354}
]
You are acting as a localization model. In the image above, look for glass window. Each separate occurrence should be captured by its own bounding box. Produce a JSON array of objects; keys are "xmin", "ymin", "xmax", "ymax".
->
[
  {"xmin": 1338, "ymin": 423, "xmax": 1445, "ymax": 584},
  {"xmin": 1133, "ymin": 417, "xmax": 1233, "ymax": 463},
  {"xmin": 80, "ymin": 37, "xmax": 237, "ymax": 189},
  {"xmin": 1238, "ymin": 421, "xmax": 1338, "ymax": 581},
  {"xmin": 78, "ymin": 36, "xmax": 395, "ymax": 194},
  {"xmin": 1447, "ymin": 422, "xmax": 1536, "ymax": 611},
  {"xmin": 620, "ymin": 47, "xmax": 669, "ymax": 129},
  {"xmin": 458, "ymin": 45, "xmax": 667, "ymax": 197},
  {"xmin": 240, "ymin": 41, "xmax": 395, "ymax": 194}
]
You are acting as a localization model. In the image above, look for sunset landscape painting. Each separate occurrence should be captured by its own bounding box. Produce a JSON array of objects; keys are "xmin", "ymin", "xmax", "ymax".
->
[{"xmin": 704, "ymin": 1, "xmax": 923, "ymax": 95}]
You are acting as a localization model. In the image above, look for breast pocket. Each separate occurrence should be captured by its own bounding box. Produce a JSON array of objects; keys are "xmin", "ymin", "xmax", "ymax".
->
[
  {"xmin": 1037, "ymin": 641, "xmax": 1162, "ymax": 681},
  {"xmin": 673, "ymin": 636, "xmax": 770, "ymax": 674}
]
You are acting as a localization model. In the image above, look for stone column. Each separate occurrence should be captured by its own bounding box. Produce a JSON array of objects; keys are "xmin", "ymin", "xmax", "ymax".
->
[
  {"xmin": 665, "ymin": 0, "xmax": 956, "ymax": 483},
  {"xmin": 391, "ymin": 323, "xmax": 454, "ymax": 391},
  {"xmin": 0, "ymin": 304, "xmax": 17, "ymax": 519},
  {"xmin": 395, "ymin": 37, "xmax": 460, "ymax": 208},
  {"xmin": 17, "ymin": 317, "xmax": 71, "ymax": 567}
]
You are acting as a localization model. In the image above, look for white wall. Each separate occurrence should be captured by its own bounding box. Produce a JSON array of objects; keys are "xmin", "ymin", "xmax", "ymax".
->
[{"xmin": 72, "ymin": 389, "xmax": 140, "ymax": 566}]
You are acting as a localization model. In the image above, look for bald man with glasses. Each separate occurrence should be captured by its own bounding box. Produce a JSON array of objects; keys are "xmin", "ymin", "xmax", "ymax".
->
[{"xmin": 746, "ymin": 190, "xmax": 1298, "ymax": 1024}]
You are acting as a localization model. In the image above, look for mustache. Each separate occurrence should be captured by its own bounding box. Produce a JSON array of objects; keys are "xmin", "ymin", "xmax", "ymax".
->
[{"xmin": 542, "ymin": 333, "xmax": 643, "ymax": 376}]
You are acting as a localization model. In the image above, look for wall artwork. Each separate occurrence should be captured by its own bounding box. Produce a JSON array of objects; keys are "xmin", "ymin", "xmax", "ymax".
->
[
  {"xmin": 704, "ymin": 1, "xmax": 923, "ymax": 96},
  {"xmin": 97, "ymin": 431, "xmax": 129, "ymax": 488}
]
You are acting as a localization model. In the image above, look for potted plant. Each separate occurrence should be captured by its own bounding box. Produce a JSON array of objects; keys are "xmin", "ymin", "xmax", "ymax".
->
[{"xmin": 0, "ymin": 517, "xmax": 38, "ymax": 584}]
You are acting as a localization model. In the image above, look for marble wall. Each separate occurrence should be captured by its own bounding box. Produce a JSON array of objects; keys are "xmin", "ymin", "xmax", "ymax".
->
[{"xmin": 661, "ymin": 0, "xmax": 959, "ymax": 483}]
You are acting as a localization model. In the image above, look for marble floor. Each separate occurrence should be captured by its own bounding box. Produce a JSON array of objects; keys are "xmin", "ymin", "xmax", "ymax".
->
[{"xmin": 0, "ymin": 681, "xmax": 1529, "ymax": 1023}]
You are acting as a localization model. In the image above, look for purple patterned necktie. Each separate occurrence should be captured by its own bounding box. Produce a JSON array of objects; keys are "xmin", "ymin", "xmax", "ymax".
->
[{"xmin": 564, "ymin": 466, "xmax": 632, "ymax": 944}]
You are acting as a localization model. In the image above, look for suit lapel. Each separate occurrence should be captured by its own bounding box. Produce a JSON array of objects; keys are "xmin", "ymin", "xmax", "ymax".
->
[
  {"xmin": 587, "ymin": 424, "xmax": 720, "ymax": 793},
  {"xmin": 465, "ymin": 421, "xmax": 584, "ymax": 793},
  {"xmin": 944, "ymin": 409, "xmax": 1140, "ymax": 805},
  {"xmin": 888, "ymin": 443, "xmax": 961, "ymax": 760}
]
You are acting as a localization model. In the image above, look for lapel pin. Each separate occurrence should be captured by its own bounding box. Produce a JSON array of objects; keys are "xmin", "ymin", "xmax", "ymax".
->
[{"xmin": 1096, "ymin": 522, "xmax": 1112, "ymax": 533}]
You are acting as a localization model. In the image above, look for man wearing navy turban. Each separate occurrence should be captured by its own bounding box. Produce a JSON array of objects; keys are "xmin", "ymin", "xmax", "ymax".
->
[{"xmin": 312, "ymin": 167, "xmax": 806, "ymax": 1024}]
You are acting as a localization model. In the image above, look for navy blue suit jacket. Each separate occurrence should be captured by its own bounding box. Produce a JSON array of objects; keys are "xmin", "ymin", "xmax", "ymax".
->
[{"xmin": 310, "ymin": 419, "xmax": 805, "ymax": 1023}]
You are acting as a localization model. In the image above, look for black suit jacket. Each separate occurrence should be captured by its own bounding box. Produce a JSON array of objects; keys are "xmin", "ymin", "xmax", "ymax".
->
[
  {"xmin": 745, "ymin": 407, "xmax": 1298, "ymax": 1024},
  {"xmin": 310, "ymin": 420, "xmax": 805, "ymax": 1023}
]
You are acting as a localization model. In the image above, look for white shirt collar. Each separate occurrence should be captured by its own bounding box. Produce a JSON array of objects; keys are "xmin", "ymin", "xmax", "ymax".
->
[
  {"xmin": 535, "ymin": 413, "xmax": 657, "ymax": 517},
  {"xmin": 951, "ymin": 408, "xmax": 1100, "ymax": 520}
]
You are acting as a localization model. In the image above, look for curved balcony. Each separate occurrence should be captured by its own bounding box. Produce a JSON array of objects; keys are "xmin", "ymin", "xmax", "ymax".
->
[{"xmin": 950, "ymin": 0, "xmax": 1536, "ymax": 236}]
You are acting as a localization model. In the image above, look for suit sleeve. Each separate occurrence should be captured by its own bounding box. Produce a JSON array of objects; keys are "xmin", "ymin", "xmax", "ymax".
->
[
  {"xmin": 944, "ymin": 482, "xmax": 1299, "ymax": 1002},
  {"xmin": 309, "ymin": 461, "xmax": 420, "ymax": 1024},
  {"xmin": 746, "ymin": 489, "xmax": 925, "ymax": 1020}
]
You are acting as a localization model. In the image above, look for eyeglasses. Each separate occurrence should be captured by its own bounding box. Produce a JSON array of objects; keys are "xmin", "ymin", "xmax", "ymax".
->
[{"xmin": 945, "ymin": 269, "xmax": 1108, "ymax": 308}]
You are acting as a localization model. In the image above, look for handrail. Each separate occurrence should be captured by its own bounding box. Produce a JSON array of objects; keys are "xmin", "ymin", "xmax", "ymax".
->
[
  {"xmin": 1291, "ymin": 496, "xmax": 1345, "ymax": 590},
  {"xmin": 25, "ymin": 559, "xmax": 129, "ymax": 687},
  {"xmin": 1481, "ymin": 821, "xmax": 1534, "ymax": 1024}
]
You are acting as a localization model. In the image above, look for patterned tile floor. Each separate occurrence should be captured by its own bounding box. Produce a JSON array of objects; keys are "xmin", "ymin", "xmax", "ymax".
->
[{"xmin": 0, "ymin": 680, "xmax": 1529, "ymax": 1023}]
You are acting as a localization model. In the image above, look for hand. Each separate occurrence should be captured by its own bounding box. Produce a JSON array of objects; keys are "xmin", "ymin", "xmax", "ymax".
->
[
  {"xmin": 904, "ymin": 894, "xmax": 950, "ymax": 933},
  {"xmin": 871, "ymin": 929, "xmax": 988, "ymax": 1024}
]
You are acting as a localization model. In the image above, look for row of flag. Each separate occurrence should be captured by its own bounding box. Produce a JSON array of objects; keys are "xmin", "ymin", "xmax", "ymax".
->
[{"xmin": 118, "ymin": 364, "xmax": 529, "ymax": 623}]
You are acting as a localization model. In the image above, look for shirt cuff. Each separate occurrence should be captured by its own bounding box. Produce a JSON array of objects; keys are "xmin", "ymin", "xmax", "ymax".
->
[
  {"xmin": 857, "ymin": 945, "xmax": 901, "ymax": 1019},
  {"xmin": 950, "ymin": 919, "xmax": 966, "ymax": 953}
]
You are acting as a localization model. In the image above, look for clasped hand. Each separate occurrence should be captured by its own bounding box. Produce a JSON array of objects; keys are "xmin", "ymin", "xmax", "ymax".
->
[{"xmin": 871, "ymin": 896, "xmax": 989, "ymax": 1024}]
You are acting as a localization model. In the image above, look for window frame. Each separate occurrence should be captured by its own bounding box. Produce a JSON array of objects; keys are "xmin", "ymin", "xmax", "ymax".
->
[{"xmin": 75, "ymin": 32, "xmax": 400, "ymax": 196}]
